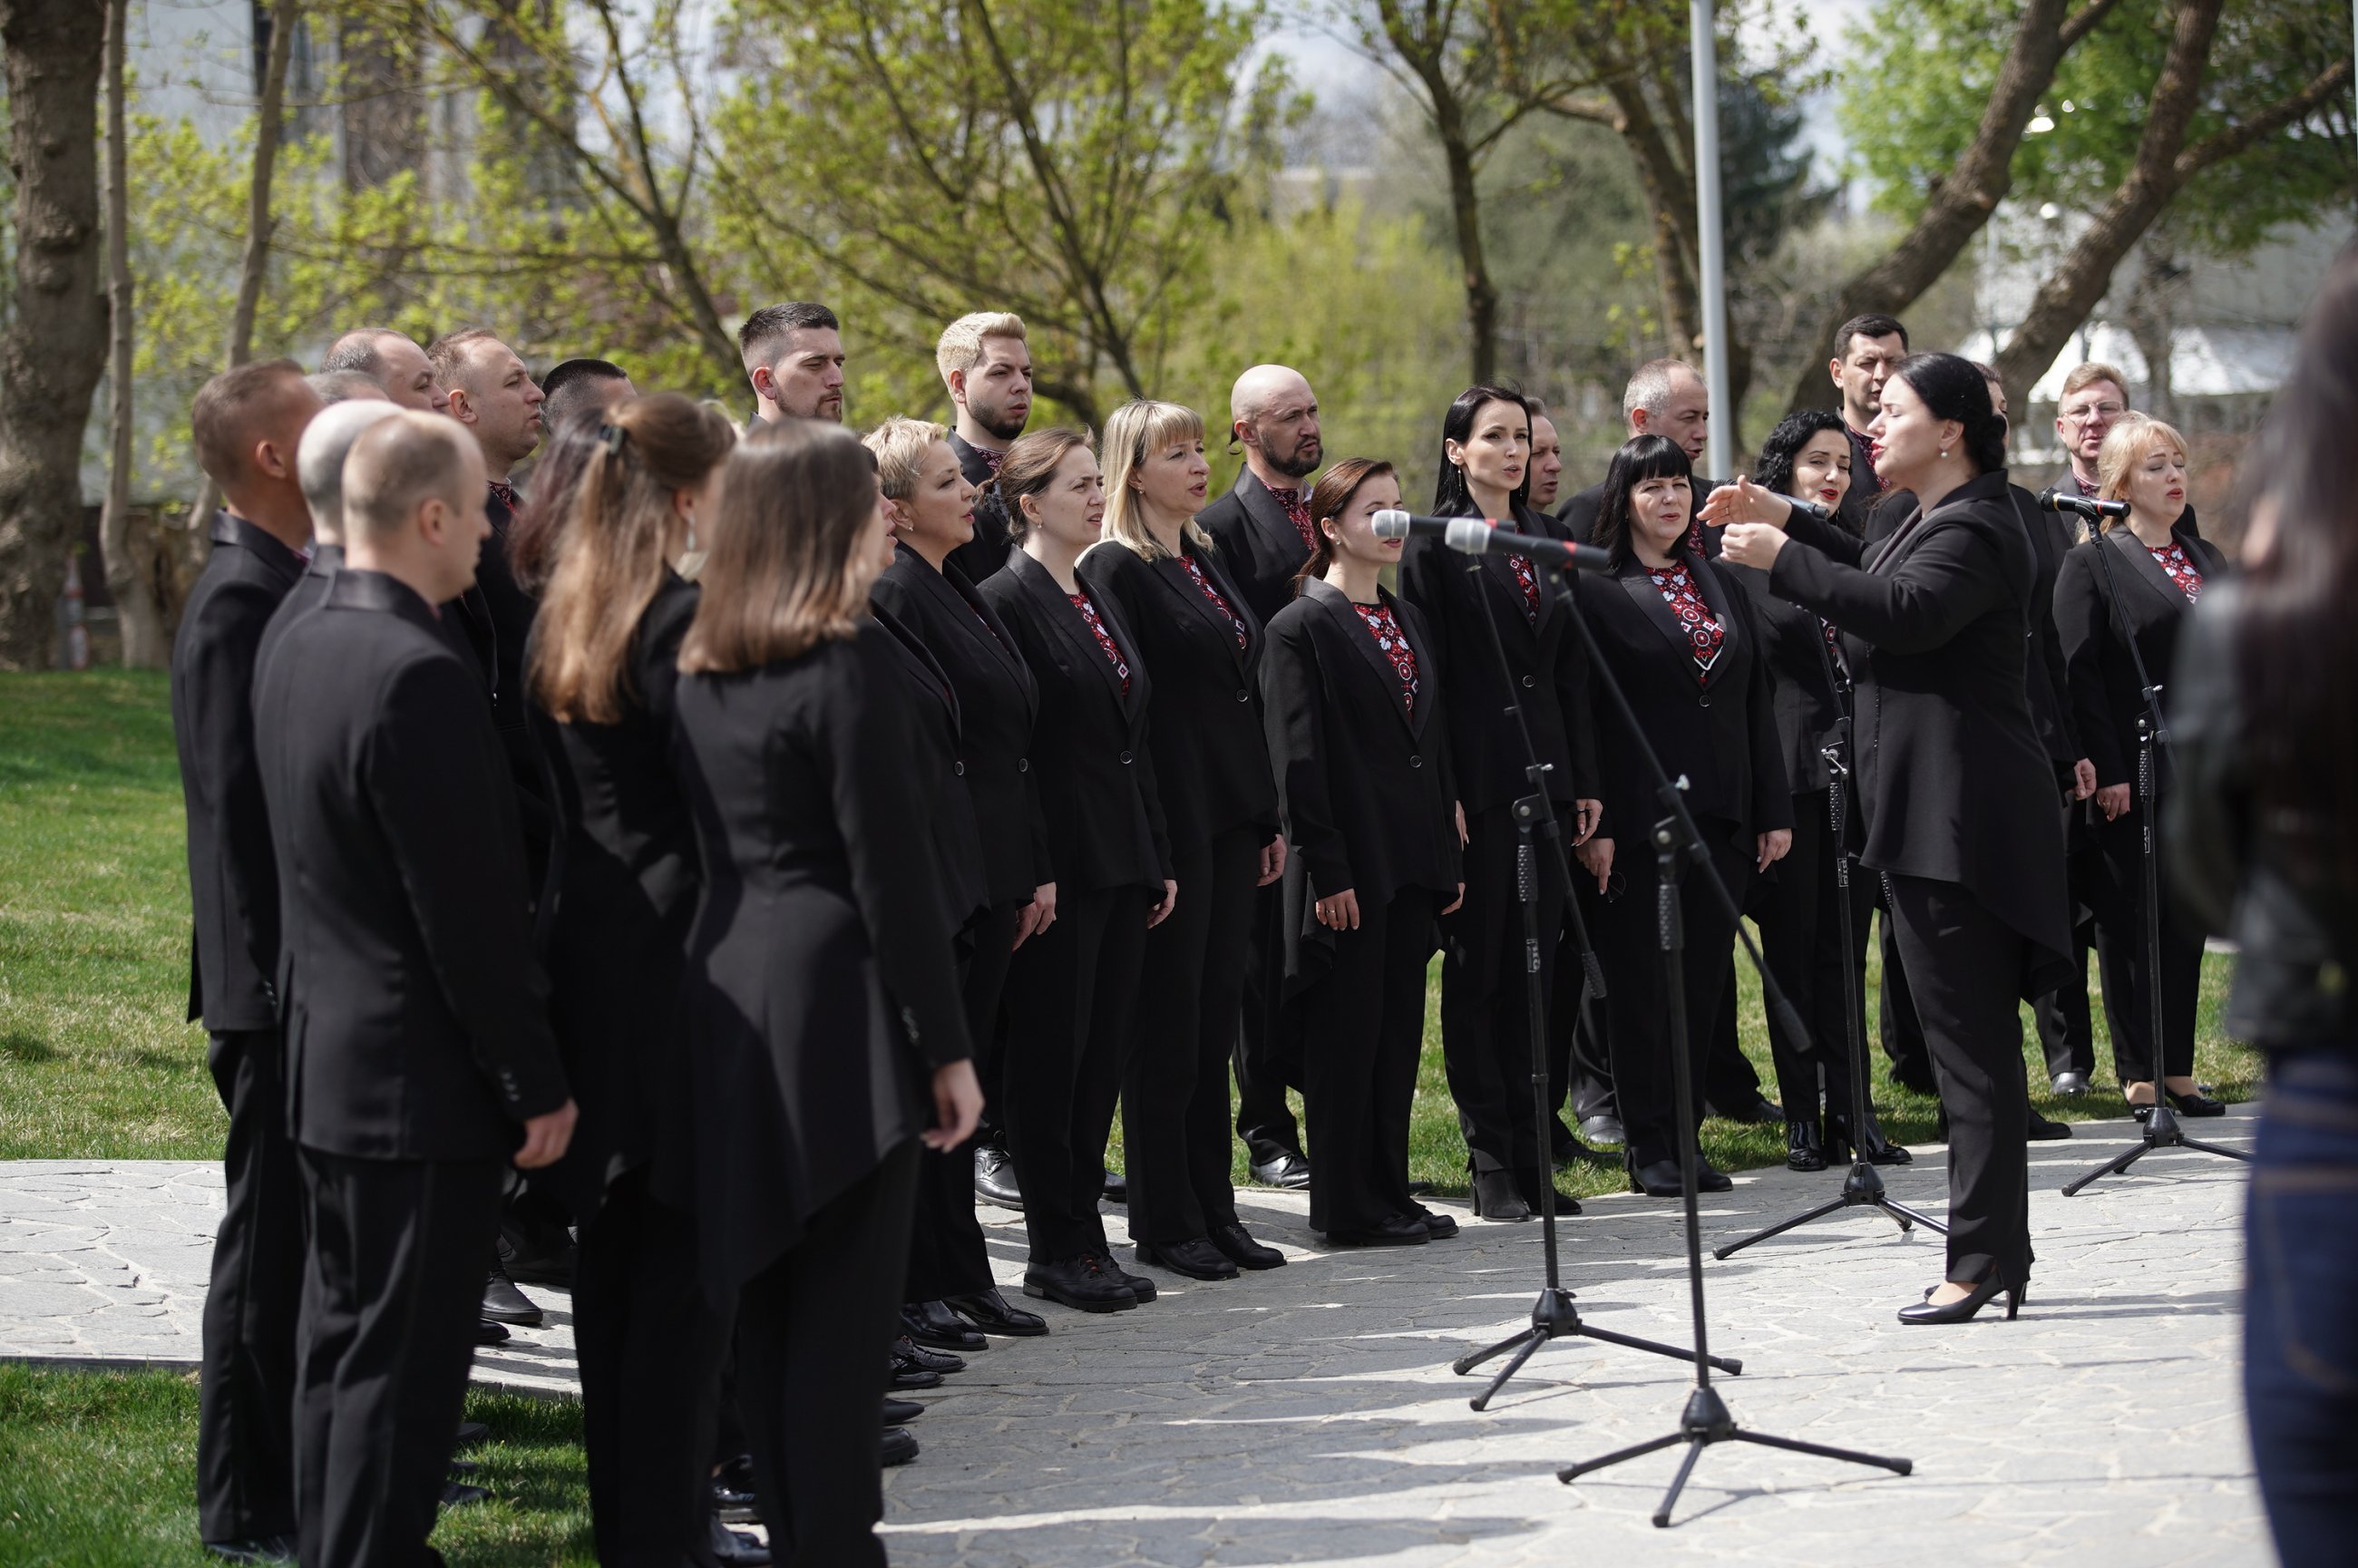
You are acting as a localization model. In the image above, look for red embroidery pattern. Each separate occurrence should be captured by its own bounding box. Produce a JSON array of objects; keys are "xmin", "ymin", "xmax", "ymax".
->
[
  {"xmin": 1183, "ymin": 557, "xmax": 1249, "ymax": 648},
  {"xmin": 487, "ymin": 480, "xmax": 519, "ymax": 513},
  {"xmin": 1352, "ymin": 601, "xmax": 1419, "ymax": 716},
  {"xmin": 1068, "ymin": 591, "xmax": 1131, "ymax": 693},
  {"xmin": 2149, "ymin": 540, "xmax": 2204, "ymax": 603},
  {"xmin": 1504, "ymin": 550, "xmax": 1541, "ymax": 621},
  {"xmin": 1648, "ymin": 563, "xmax": 1725, "ymax": 685},
  {"xmin": 1268, "ymin": 485, "xmax": 1318, "ymax": 553}
]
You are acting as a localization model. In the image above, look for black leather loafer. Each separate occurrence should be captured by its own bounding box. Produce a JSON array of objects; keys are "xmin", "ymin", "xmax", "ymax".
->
[
  {"xmin": 973, "ymin": 1142, "xmax": 1025, "ymax": 1209},
  {"xmin": 1211, "ymin": 1222, "xmax": 1287, "ymax": 1269},
  {"xmin": 1132, "ymin": 1236, "xmax": 1237, "ymax": 1280},
  {"xmin": 901, "ymin": 1300, "xmax": 987, "ymax": 1351},
  {"xmin": 1248, "ymin": 1151, "xmax": 1312, "ymax": 1190},
  {"xmin": 1327, "ymin": 1213, "xmax": 1429, "ymax": 1246},
  {"xmin": 943, "ymin": 1288, "xmax": 1047, "ymax": 1338},
  {"xmin": 881, "ymin": 1427, "xmax": 919, "ymax": 1467},
  {"xmin": 481, "ymin": 1263, "xmax": 542, "ymax": 1326},
  {"xmin": 1023, "ymin": 1254, "xmax": 1138, "ymax": 1311}
]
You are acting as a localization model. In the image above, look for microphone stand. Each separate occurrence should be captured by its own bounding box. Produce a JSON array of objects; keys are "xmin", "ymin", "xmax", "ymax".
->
[
  {"xmin": 1544, "ymin": 561, "xmax": 1910, "ymax": 1524},
  {"xmin": 1444, "ymin": 548, "xmax": 1721, "ymax": 1410},
  {"xmin": 1714, "ymin": 641, "xmax": 1945, "ymax": 1258},
  {"xmin": 2062, "ymin": 531, "xmax": 2247, "ymax": 1193}
]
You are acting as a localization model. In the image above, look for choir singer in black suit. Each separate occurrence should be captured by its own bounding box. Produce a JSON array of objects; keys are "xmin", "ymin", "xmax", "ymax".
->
[
  {"xmin": 526, "ymin": 393, "xmax": 737, "ymax": 1567},
  {"xmin": 672, "ymin": 420, "xmax": 983, "ymax": 1564},
  {"xmin": 2055, "ymin": 414, "xmax": 2231, "ymax": 1118},
  {"xmin": 252, "ymin": 411, "xmax": 577, "ymax": 1566},
  {"xmin": 1709, "ymin": 351, "xmax": 2071, "ymax": 1324},
  {"xmin": 1572, "ymin": 434, "xmax": 1791, "ymax": 1199},
  {"xmin": 1262, "ymin": 458, "xmax": 1466, "ymax": 1245},
  {"xmin": 1400, "ymin": 385, "xmax": 1602, "ymax": 1221},
  {"xmin": 935, "ymin": 311, "xmax": 1034, "ymax": 583},
  {"xmin": 1080, "ymin": 399, "xmax": 1287, "ymax": 1281},
  {"xmin": 980, "ymin": 429, "xmax": 1195, "ymax": 1308},
  {"xmin": 171, "ymin": 360, "xmax": 321, "ymax": 1563}
]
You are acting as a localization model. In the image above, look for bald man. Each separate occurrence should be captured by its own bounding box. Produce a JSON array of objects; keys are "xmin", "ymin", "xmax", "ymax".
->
[
  {"xmin": 172, "ymin": 358, "xmax": 323, "ymax": 1563},
  {"xmin": 255, "ymin": 411, "xmax": 572, "ymax": 1568},
  {"xmin": 1195, "ymin": 363, "xmax": 1322, "ymax": 1189},
  {"xmin": 320, "ymin": 326, "xmax": 449, "ymax": 414}
]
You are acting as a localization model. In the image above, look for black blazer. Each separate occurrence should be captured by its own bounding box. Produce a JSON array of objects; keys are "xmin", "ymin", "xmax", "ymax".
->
[
  {"xmin": 871, "ymin": 600, "xmax": 992, "ymax": 941},
  {"xmin": 2054, "ymin": 521, "xmax": 2229, "ymax": 792},
  {"xmin": 254, "ymin": 541, "xmax": 336, "ymax": 693},
  {"xmin": 1262, "ymin": 581, "xmax": 1462, "ymax": 987},
  {"xmin": 1196, "ymin": 467, "xmax": 1312, "ymax": 628},
  {"xmin": 1077, "ymin": 537, "xmax": 1280, "ymax": 854},
  {"xmin": 871, "ymin": 541, "xmax": 1051, "ymax": 903},
  {"xmin": 1398, "ymin": 507, "xmax": 1598, "ymax": 814},
  {"xmin": 451, "ymin": 485, "xmax": 558, "ymax": 882},
  {"xmin": 1769, "ymin": 470, "xmax": 2072, "ymax": 980},
  {"xmin": 2009, "ymin": 484, "xmax": 2083, "ymax": 769},
  {"xmin": 1720, "ymin": 551, "xmax": 1846, "ymax": 795},
  {"xmin": 1575, "ymin": 553, "xmax": 1792, "ymax": 850},
  {"xmin": 536, "ymin": 572, "xmax": 701, "ymax": 1214},
  {"xmin": 977, "ymin": 550, "xmax": 1173, "ymax": 895},
  {"xmin": 253, "ymin": 569, "xmax": 569, "ymax": 1160},
  {"xmin": 944, "ymin": 432, "xmax": 1015, "ymax": 586},
  {"xmin": 672, "ymin": 625, "xmax": 972, "ymax": 1298},
  {"xmin": 171, "ymin": 511, "xmax": 307, "ymax": 1034}
]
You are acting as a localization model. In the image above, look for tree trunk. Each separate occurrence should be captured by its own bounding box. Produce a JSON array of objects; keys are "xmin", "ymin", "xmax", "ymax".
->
[
  {"xmin": 0, "ymin": 0, "xmax": 109, "ymax": 669},
  {"xmin": 2121, "ymin": 244, "xmax": 2185, "ymax": 428},
  {"xmin": 99, "ymin": 0, "xmax": 162, "ymax": 669},
  {"xmin": 185, "ymin": 0, "xmax": 301, "ymax": 546},
  {"xmin": 1440, "ymin": 118, "xmax": 1500, "ymax": 385}
]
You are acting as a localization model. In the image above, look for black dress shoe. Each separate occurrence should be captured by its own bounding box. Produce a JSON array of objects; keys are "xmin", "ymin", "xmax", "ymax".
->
[
  {"xmin": 453, "ymin": 1420, "xmax": 489, "ymax": 1446},
  {"xmin": 712, "ymin": 1455, "xmax": 760, "ymax": 1523},
  {"xmin": 204, "ymin": 1536, "xmax": 297, "ymax": 1564},
  {"xmin": 1248, "ymin": 1150, "xmax": 1312, "ymax": 1189},
  {"xmin": 1697, "ymin": 1163, "xmax": 1733, "ymax": 1193},
  {"xmin": 2167, "ymin": 1087, "xmax": 2227, "ymax": 1116},
  {"xmin": 474, "ymin": 1317, "xmax": 510, "ymax": 1346},
  {"xmin": 1829, "ymin": 1108, "xmax": 1915, "ymax": 1165},
  {"xmin": 1327, "ymin": 1213, "xmax": 1429, "ymax": 1246},
  {"xmin": 1102, "ymin": 1168, "xmax": 1127, "ymax": 1203},
  {"xmin": 888, "ymin": 1358, "xmax": 943, "ymax": 1391},
  {"xmin": 1469, "ymin": 1168, "xmax": 1530, "ymax": 1221},
  {"xmin": 973, "ymin": 1142, "xmax": 1024, "ymax": 1210},
  {"xmin": 1211, "ymin": 1221, "xmax": 1286, "ymax": 1270},
  {"xmin": 706, "ymin": 1511, "xmax": 775, "ymax": 1564},
  {"xmin": 882, "ymin": 1396, "xmax": 925, "ymax": 1424},
  {"xmin": 882, "ymin": 1427, "xmax": 919, "ymax": 1467},
  {"xmin": 1896, "ymin": 1273, "xmax": 2022, "ymax": 1325},
  {"xmin": 894, "ymin": 1333, "xmax": 965, "ymax": 1374},
  {"xmin": 1132, "ymin": 1236, "xmax": 1237, "ymax": 1280},
  {"xmin": 1628, "ymin": 1158, "xmax": 1685, "ymax": 1197},
  {"xmin": 1412, "ymin": 1206, "xmax": 1459, "ymax": 1239},
  {"xmin": 1092, "ymin": 1250, "xmax": 1158, "ymax": 1301},
  {"xmin": 2026, "ymin": 1107, "xmax": 2073, "ymax": 1140},
  {"xmin": 943, "ymin": 1288, "xmax": 1047, "ymax": 1337},
  {"xmin": 1516, "ymin": 1174, "xmax": 1584, "ymax": 1215},
  {"xmin": 496, "ymin": 1229, "xmax": 578, "ymax": 1289},
  {"xmin": 1022, "ymin": 1254, "xmax": 1138, "ymax": 1311},
  {"xmin": 481, "ymin": 1262, "xmax": 542, "ymax": 1326},
  {"xmin": 901, "ymin": 1300, "xmax": 988, "ymax": 1351},
  {"xmin": 1786, "ymin": 1120, "xmax": 1827, "ymax": 1172},
  {"xmin": 439, "ymin": 1480, "xmax": 489, "ymax": 1507},
  {"xmin": 1710, "ymin": 1094, "xmax": 1784, "ymax": 1125}
]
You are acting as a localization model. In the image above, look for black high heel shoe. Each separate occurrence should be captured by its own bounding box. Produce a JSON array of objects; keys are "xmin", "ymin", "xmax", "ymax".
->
[
  {"xmin": 1896, "ymin": 1273, "xmax": 2022, "ymax": 1325},
  {"xmin": 2166, "ymin": 1087, "xmax": 2227, "ymax": 1116}
]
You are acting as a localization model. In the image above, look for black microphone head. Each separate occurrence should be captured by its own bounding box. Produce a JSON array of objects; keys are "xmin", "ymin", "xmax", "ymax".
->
[{"xmin": 2035, "ymin": 487, "xmax": 2065, "ymax": 513}]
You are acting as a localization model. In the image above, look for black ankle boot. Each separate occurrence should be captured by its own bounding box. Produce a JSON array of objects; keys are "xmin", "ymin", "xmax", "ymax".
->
[{"xmin": 1785, "ymin": 1119, "xmax": 1827, "ymax": 1172}]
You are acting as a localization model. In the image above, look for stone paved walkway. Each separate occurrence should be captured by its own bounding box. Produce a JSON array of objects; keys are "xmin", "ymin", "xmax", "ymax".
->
[{"xmin": 0, "ymin": 1107, "xmax": 2267, "ymax": 1565}]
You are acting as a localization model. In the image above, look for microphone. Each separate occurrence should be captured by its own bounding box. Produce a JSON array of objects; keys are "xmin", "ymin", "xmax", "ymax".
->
[
  {"xmin": 1369, "ymin": 510, "xmax": 1615, "ymax": 574},
  {"xmin": 2036, "ymin": 487, "xmax": 2130, "ymax": 521}
]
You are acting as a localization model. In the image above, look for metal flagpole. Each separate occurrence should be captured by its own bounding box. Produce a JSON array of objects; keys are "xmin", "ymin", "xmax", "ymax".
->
[{"xmin": 1691, "ymin": 0, "xmax": 1731, "ymax": 482}]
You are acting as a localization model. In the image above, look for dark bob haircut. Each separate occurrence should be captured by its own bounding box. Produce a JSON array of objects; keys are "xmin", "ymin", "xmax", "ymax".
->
[{"xmin": 1593, "ymin": 434, "xmax": 1695, "ymax": 570}]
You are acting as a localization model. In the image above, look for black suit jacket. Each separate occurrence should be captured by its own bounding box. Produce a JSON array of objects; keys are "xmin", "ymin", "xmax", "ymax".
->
[
  {"xmin": 944, "ymin": 432, "xmax": 1016, "ymax": 586},
  {"xmin": 451, "ymin": 485, "xmax": 557, "ymax": 880},
  {"xmin": 171, "ymin": 511, "xmax": 307, "ymax": 1033},
  {"xmin": 871, "ymin": 601, "xmax": 992, "ymax": 940},
  {"xmin": 1262, "ymin": 581, "xmax": 1461, "ymax": 989},
  {"xmin": 2054, "ymin": 523, "xmax": 2229, "ymax": 792},
  {"xmin": 1077, "ymin": 538, "xmax": 1280, "ymax": 854},
  {"xmin": 977, "ymin": 550, "xmax": 1173, "ymax": 895},
  {"xmin": 1575, "ymin": 554, "xmax": 1792, "ymax": 852},
  {"xmin": 254, "ymin": 541, "xmax": 337, "ymax": 693},
  {"xmin": 253, "ymin": 569, "xmax": 569, "ymax": 1159},
  {"xmin": 2006, "ymin": 482, "xmax": 2082, "ymax": 770},
  {"xmin": 1768, "ymin": 470, "xmax": 2071, "ymax": 982},
  {"xmin": 1196, "ymin": 467, "xmax": 1312, "ymax": 628},
  {"xmin": 870, "ymin": 541, "xmax": 1051, "ymax": 903},
  {"xmin": 1720, "ymin": 551, "xmax": 1846, "ymax": 796},
  {"xmin": 672, "ymin": 625, "xmax": 971, "ymax": 1297},
  {"xmin": 1398, "ymin": 507, "xmax": 1598, "ymax": 815}
]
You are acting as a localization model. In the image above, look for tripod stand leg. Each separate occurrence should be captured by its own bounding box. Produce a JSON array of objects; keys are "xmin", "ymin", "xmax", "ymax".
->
[
  {"xmin": 1580, "ymin": 1323, "xmax": 1742, "ymax": 1376},
  {"xmin": 1730, "ymin": 1427, "xmax": 1914, "ymax": 1475},
  {"xmin": 1452, "ymin": 1326, "xmax": 1538, "ymax": 1378},
  {"xmin": 1556, "ymin": 1429, "xmax": 1684, "ymax": 1484},
  {"xmin": 1711, "ymin": 1195, "xmax": 1848, "ymax": 1260},
  {"xmin": 1470, "ymin": 1332, "xmax": 1549, "ymax": 1411},
  {"xmin": 1881, "ymin": 1199, "xmax": 1948, "ymax": 1234},
  {"xmin": 2061, "ymin": 1139, "xmax": 2150, "ymax": 1197},
  {"xmin": 1651, "ymin": 1438, "xmax": 1708, "ymax": 1528},
  {"xmin": 2178, "ymin": 1137, "xmax": 2252, "ymax": 1162}
]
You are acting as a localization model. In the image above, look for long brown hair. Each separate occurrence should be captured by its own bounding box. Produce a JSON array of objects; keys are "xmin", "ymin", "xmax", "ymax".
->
[
  {"xmin": 994, "ymin": 426, "xmax": 1095, "ymax": 542},
  {"xmin": 677, "ymin": 420, "xmax": 879, "ymax": 674},
  {"xmin": 531, "ymin": 394, "xmax": 736, "ymax": 722},
  {"xmin": 1290, "ymin": 458, "xmax": 1397, "ymax": 594}
]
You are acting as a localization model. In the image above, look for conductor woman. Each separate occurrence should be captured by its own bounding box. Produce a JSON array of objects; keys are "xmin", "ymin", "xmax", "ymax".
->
[
  {"xmin": 1708, "ymin": 352, "xmax": 2070, "ymax": 1325},
  {"xmin": 672, "ymin": 420, "xmax": 983, "ymax": 1564},
  {"xmin": 1262, "ymin": 458, "xmax": 1466, "ymax": 1244}
]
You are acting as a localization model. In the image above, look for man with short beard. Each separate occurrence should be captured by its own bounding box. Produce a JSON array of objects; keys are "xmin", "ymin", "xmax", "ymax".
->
[
  {"xmin": 321, "ymin": 326, "xmax": 450, "ymax": 414},
  {"xmin": 936, "ymin": 313, "xmax": 1034, "ymax": 583},
  {"xmin": 739, "ymin": 301, "xmax": 846, "ymax": 424},
  {"xmin": 1828, "ymin": 312, "xmax": 1907, "ymax": 507}
]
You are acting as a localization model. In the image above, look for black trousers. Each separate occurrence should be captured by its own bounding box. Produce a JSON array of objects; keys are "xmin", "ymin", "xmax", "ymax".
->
[
  {"xmin": 1235, "ymin": 881, "xmax": 1306, "ymax": 1165},
  {"xmin": 1595, "ymin": 827, "xmax": 1753, "ymax": 1172},
  {"xmin": 2088, "ymin": 805, "xmax": 2204, "ymax": 1084},
  {"xmin": 574, "ymin": 1167, "xmax": 732, "ymax": 1568},
  {"xmin": 1564, "ymin": 876, "xmax": 1617, "ymax": 1124},
  {"xmin": 905, "ymin": 903, "xmax": 1017, "ymax": 1302},
  {"xmin": 1440, "ymin": 803, "xmax": 1562, "ymax": 1183},
  {"xmin": 1885, "ymin": 874, "xmax": 2034, "ymax": 1288},
  {"xmin": 1875, "ymin": 880, "xmax": 1940, "ymax": 1095},
  {"xmin": 1753, "ymin": 787, "xmax": 1861, "ymax": 1124},
  {"xmin": 1004, "ymin": 882, "xmax": 1152, "ymax": 1262},
  {"xmin": 294, "ymin": 1149, "xmax": 504, "ymax": 1568},
  {"xmin": 2032, "ymin": 915, "xmax": 2099, "ymax": 1078},
  {"xmin": 1301, "ymin": 889, "xmax": 1436, "ymax": 1234},
  {"xmin": 1125, "ymin": 826, "xmax": 1258, "ymax": 1246},
  {"xmin": 736, "ymin": 1139, "xmax": 920, "ymax": 1568},
  {"xmin": 198, "ymin": 1027, "xmax": 305, "ymax": 1544}
]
